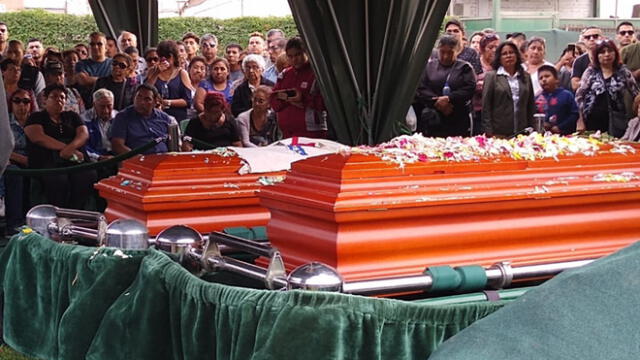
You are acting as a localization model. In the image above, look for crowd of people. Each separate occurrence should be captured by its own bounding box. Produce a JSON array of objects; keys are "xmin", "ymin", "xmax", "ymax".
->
[{"xmin": 2, "ymin": 19, "xmax": 640, "ymax": 233}]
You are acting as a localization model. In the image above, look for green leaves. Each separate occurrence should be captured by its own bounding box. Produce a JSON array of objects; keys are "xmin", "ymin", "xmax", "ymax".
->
[{"xmin": 0, "ymin": 10, "xmax": 297, "ymax": 51}]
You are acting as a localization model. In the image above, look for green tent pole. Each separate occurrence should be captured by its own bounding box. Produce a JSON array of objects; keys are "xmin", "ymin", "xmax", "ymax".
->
[{"xmin": 493, "ymin": 0, "xmax": 502, "ymax": 32}]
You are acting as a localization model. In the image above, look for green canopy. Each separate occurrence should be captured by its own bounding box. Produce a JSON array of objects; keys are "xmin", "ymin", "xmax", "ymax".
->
[
  {"xmin": 88, "ymin": 0, "xmax": 158, "ymax": 53},
  {"xmin": 287, "ymin": 0, "xmax": 451, "ymax": 145}
]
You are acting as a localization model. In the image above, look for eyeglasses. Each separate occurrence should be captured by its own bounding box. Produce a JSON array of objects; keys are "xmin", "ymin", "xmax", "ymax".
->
[
  {"xmin": 146, "ymin": 56, "xmax": 159, "ymax": 62},
  {"xmin": 583, "ymin": 34, "xmax": 600, "ymax": 40},
  {"xmin": 619, "ymin": 30, "xmax": 635, "ymax": 36},
  {"xmin": 202, "ymin": 42, "xmax": 217, "ymax": 48},
  {"xmin": 11, "ymin": 98, "xmax": 30, "ymax": 104},
  {"xmin": 112, "ymin": 61, "xmax": 128, "ymax": 69}
]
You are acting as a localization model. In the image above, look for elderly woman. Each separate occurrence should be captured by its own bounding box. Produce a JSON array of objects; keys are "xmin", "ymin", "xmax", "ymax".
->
[
  {"xmin": 182, "ymin": 92, "xmax": 242, "ymax": 151},
  {"xmin": 145, "ymin": 40, "xmax": 194, "ymax": 121},
  {"xmin": 24, "ymin": 84, "xmax": 97, "ymax": 209},
  {"xmin": 415, "ymin": 35, "xmax": 476, "ymax": 137},
  {"xmin": 270, "ymin": 36, "xmax": 327, "ymax": 138},
  {"xmin": 1, "ymin": 88, "xmax": 35, "ymax": 232},
  {"xmin": 524, "ymin": 37, "xmax": 554, "ymax": 95},
  {"xmin": 231, "ymin": 54, "xmax": 274, "ymax": 116},
  {"xmin": 576, "ymin": 39, "xmax": 639, "ymax": 137},
  {"xmin": 482, "ymin": 41, "xmax": 535, "ymax": 137},
  {"xmin": 94, "ymin": 52, "xmax": 136, "ymax": 110},
  {"xmin": 195, "ymin": 57, "xmax": 233, "ymax": 113},
  {"xmin": 236, "ymin": 85, "xmax": 281, "ymax": 147}
]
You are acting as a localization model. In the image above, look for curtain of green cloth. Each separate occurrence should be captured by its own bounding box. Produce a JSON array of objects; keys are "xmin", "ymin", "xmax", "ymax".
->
[
  {"xmin": 430, "ymin": 241, "xmax": 640, "ymax": 359},
  {"xmin": 87, "ymin": 0, "xmax": 158, "ymax": 53},
  {"xmin": 287, "ymin": 0, "xmax": 450, "ymax": 145},
  {"xmin": 0, "ymin": 232, "xmax": 148, "ymax": 360},
  {"xmin": 1, "ymin": 232, "xmax": 505, "ymax": 360}
]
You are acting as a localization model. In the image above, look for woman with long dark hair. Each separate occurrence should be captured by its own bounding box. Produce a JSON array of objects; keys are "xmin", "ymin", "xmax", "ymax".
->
[
  {"xmin": 576, "ymin": 39, "xmax": 639, "ymax": 137},
  {"xmin": 145, "ymin": 40, "xmax": 193, "ymax": 121},
  {"xmin": 482, "ymin": 41, "xmax": 535, "ymax": 137}
]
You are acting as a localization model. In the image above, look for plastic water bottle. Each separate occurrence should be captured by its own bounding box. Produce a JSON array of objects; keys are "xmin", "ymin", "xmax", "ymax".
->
[{"xmin": 442, "ymin": 82, "xmax": 451, "ymax": 96}]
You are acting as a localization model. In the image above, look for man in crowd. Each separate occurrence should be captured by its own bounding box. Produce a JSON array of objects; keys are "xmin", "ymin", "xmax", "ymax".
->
[
  {"xmin": 247, "ymin": 32, "xmax": 266, "ymax": 56},
  {"xmin": 225, "ymin": 43, "xmax": 244, "ymax": 83},
  {"xmin": 82, "ymin": 88, "xmax": 118, "ymax": 162},
  {"xmin": 571, "ymin": 26, "xmax": 603, "ymax": 91},
  {"xmin": 182, "ymin": 32, "xmax": 200, "ymax": 63},
  {"xmin": 106, "ymin": 36, "xmax": 118, "ymax": 58},
  {"xmin": 264, "ymin": 37, "xmax": 286, "ymax": 83},
  {"xmin": 266, "ymin": 28, "xmax": 285, "ymax": 44},
  {"xmin": 443, "ymin": 19, "xmax": 482, "ymax": 75},
  {"xmin": 37, "ymin": 60, "xmax": 85, "ymax": 113},
  {"xmin": 75, "ymin": 31, "xmax": 112, "ymax": 107},
  {"xmin": 0, "ymin": 22, "xmax": 9, "ymax": 58},
  {"xmin": 535, "ymin": 65, "xmax": 578, "ymax": 135},
  {"xmin": 616, "ymin": 22, "xmax": 635, "ymax": 49},
  {"xmin": 200, "ymin": 33, "xmax": 219, "ymax": 66},
  {"xmin": 117, "ymin": 31, "xmax": 146, "ymax": 75},
  {"xmin": 26, "ymin": 38, "xmax": 45, "ymax": 67},
  {"xmin": 110, "ymin": 84, "xmax": 171, "ymax": 155}
]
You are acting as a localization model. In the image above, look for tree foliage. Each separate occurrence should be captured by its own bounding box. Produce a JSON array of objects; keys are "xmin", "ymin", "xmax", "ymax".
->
[{"xmin": 0, "ymin": 10, "xmax": 297, "ymax": 51}]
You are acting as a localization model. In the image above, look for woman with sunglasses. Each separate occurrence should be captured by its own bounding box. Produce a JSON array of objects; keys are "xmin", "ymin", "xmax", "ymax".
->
[
  {"xmin": 576, "ymin": 39, "xmax": 639, "ymax": 137},
  {"xmin": 24, "ymin": 84, "xmax": 97, "ymax": 209},
  {"xmin": 93, "ymin": 52, "xmax": 136, "ymax": 110},
  {"xmin": 1, "ymin": 89, "xmax": 35, "ymax": 233},
  {"xmin": 144, "ymin": 40, "xmax": 193, "ymax": 121}
]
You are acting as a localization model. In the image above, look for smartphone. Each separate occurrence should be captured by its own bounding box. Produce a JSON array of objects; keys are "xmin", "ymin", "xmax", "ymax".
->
[
  {"xmin": 285, "ymin": 89, "xmax": 296, "ymax": 97},
  {"xmin": 567, "ymin": 43, "xmax": 575, "ymax": 52}
]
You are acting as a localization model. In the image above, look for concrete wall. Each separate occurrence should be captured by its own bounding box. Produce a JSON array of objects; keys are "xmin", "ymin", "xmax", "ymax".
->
[{"xmin": 451, "ymin": 0, "xmax": 594, "ymax": 18}]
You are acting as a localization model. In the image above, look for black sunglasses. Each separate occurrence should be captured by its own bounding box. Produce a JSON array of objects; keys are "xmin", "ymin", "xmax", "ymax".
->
[
  {"xmin": 619, "ymin": 30, "xmax": 635, "ymax": 36},
  {"xmin": 112, "ymin": 61, "xmax": 128, "ymax": 69},
  {"xmin": 12, "ymin": 98, "xmax": 31, "ymax": 104},
  {"xmin": 583, "ymin": 34, "xmax": 600, "ymax": 40}
]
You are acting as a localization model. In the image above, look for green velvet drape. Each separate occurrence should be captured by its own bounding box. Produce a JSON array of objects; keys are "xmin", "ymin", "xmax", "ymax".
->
[
  {"xmin": 0, "ymin": 232, "xmax": 504, "ymax": 359},
  {"xmin": 287, "ymin": 0, "xmax": 451, "ymax": 145}
]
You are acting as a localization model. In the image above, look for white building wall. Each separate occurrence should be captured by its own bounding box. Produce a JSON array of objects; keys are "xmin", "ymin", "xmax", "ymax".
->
[{"xmin": 451, "ymin": 0, "xmax": 593, "ymax": 18}]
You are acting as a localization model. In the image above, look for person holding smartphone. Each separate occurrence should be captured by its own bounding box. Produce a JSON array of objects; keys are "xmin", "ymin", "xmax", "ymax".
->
[{"xmin": 270, "ymin": 36, "xmax": 327, "ymax": 139}]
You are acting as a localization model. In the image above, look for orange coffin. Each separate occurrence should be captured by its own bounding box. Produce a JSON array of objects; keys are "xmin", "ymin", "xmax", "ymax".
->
[
  {"xmin": 259, "ymin": 141, "xmax": 640, "ymax": 281},
  {"xmin": 96, "ymin": 152, "xmax": 284, "ymax": 235}
]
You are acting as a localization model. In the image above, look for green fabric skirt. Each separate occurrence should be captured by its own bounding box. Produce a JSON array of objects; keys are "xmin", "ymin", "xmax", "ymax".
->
[{"xmin": 0, "ymin": 232, "xmax": 505, "ymax": 360}]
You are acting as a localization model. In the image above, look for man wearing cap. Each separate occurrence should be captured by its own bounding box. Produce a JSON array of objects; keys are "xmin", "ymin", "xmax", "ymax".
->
[
  {"xmin": 182, "ymin": 32, "xmax": 200, "ymax": 64},
  {"xmin": 110, "ymin": 84, "xmax": 171, "ymax": 155},
  {"xmin": 37, "ymin": 60, "xmax": 85, "ymax": 114}
]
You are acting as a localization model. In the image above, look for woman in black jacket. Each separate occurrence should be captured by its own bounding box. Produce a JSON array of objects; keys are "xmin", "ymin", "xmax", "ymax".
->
[{"xmin": 415, "ymin": 35, "xmax": 476, "ymax": 137}]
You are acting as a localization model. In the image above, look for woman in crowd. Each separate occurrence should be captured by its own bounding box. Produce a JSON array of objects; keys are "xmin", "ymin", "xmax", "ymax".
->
[
  {"xmin": 576, "ymin": 39, "xmax": 639, "ymax": 137},
  {"xmin": 1, "ymin": 58, "xmax": 21, "ymax": 96},
  {"xmin": 555, "ymin": 45, "xmax": 579, "ymax": 92},
  {"xmin": 482, "ymin": 41, "xmax": 535, "ymax": 137},
  {"xmin": 415, "ymin": 35, "xmax": 476, "ymax": 137},
  {"xmin": 472, "ymin": 33, "xmax": 500, "ymax": 134},
  {"xmin": 143, "ymin": 47, "xmax": 159, "ymax": 78},
  {"xmin": 231, "ymin": 54, "xmax": 273, "ymax": 116},
  {"xmin": 524, "ymin": 37, "xmax": 554, "ymax": 95},
  {"xmin": 181, "ymin": 92, "xmax": 242, "ymax": 150},
  {"xmin": 62, "ymin": 49, "xmax": 80, "ymax": 88},
  {"xmin": 195, "ymin": 57, "xmax": 233, "ymax": 112},
  {"xmin": 145, "ymin": 40, "xmax": 193, "ymax": 121},
  {"xmin": 1, "ymin": 88, "xmax": 35, "ymax": 233},
  {"xmin": 186, "ymin": 56, "xmax": 207, "ymax": 118},
  {"xmin": 469, "ymin": 32, "xmax": 484, "ymax": 53},
  {"xmin": 176, "ymin": 41, "xmax": 188, "ymax": 69},
  {"xmin": 236, "ymin": 85, "xmax": 281, "ymax": 147},
  {"xmin": 94, "ymin": 52, "xmax": 136, "ymax": 110},
  {"xmin": 23, "ymin": 84, "xmax": 97, "ymax": 209},
  {"xmin": 270, "ymin": 37, "xmax": 327, "ymax": 138}
]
